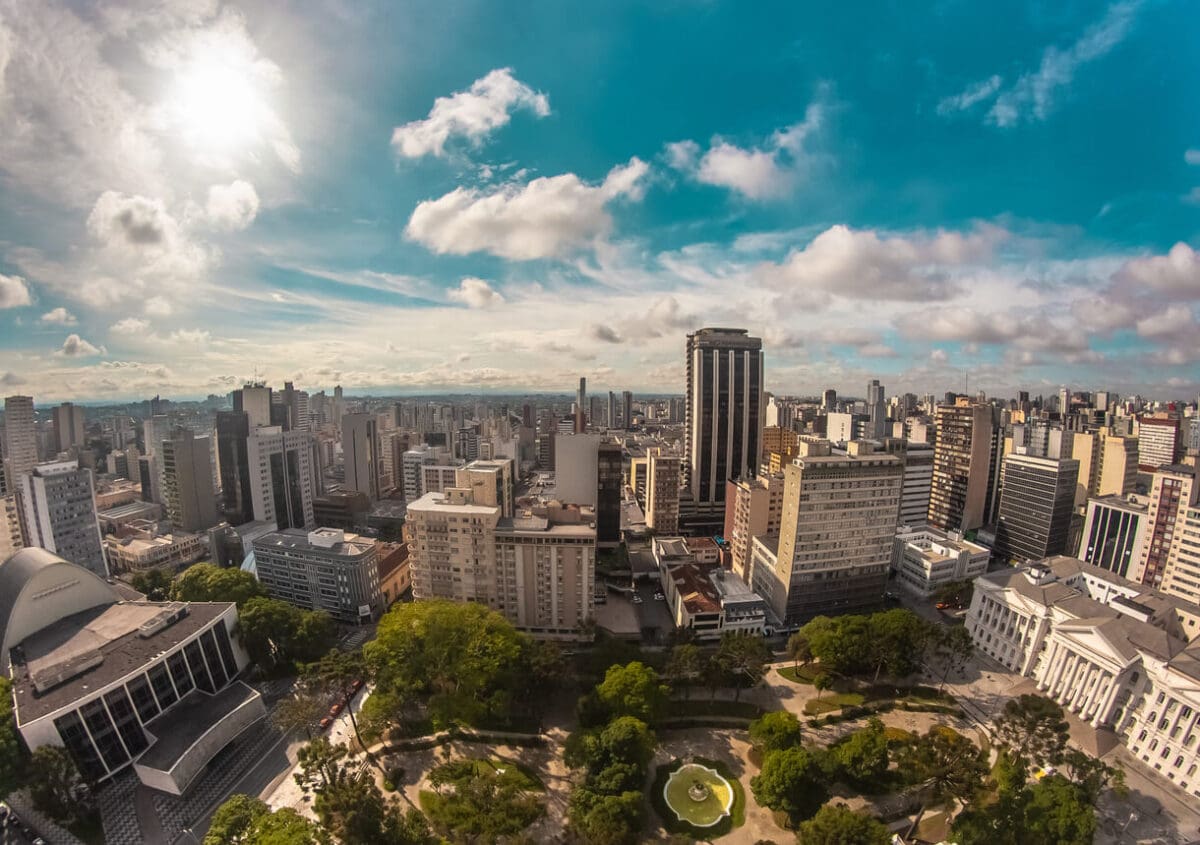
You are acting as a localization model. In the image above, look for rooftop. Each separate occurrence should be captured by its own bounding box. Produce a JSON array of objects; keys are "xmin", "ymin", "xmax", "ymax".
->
[
  {"xmin": 669, "ymin": 563, "xmax": 721, "ymax": 615},
  {"xmin": 407, "ymin": 490, "xmax": 500, "ymax": 516},
  {"xmin": 253, "ymin": 527, "xmax": 375, "ymax": 557},
  {"xmin": 138, "ymin": 681, "xmax": 262, "ymax": 771},
  {"xmin": 11, "ymin": 601, "xmax": 232, "ymax": 725}
]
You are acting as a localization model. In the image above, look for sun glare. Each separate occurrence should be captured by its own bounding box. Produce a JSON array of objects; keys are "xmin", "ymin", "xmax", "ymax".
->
[{"xmin": 170, "ymin": 53, "xmax": 267, "ymax": 153}]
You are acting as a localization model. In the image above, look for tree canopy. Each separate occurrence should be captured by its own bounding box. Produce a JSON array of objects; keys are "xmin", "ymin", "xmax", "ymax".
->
[
  {"xmin": 994, "ymin": 694, "xmax": 1070, "ymax": 768},
  {"xmin": 205, "ymin": 794, "xmax": 332, "ymax": 845},
  {"xmin": 422, "ymin": 758, "xmax": 544, "ymax": 840},
  {"xmin": 0, "ymin": 678, "xmax": 23, "ymax": 798},
  {"xmin": 714, "ymin": 633, "xmax": 772, "ymax": 700},
  {"xmin": 897, "ymin": 726, "xmax": 987, "ymax": 806},
  {"xmin": 595, "ymin": 661, "xmax": 669, "ymax": 724},
  {"xmin": 130, "ymin": 567, "xmax": 173, "ymax": 601},
  {"xmin": 831, "ymin": 717, "xmax": 889, "ymax": 786},
  {"xmin": 27, "ymin": 745, "xmax": 94, "ymax": 825},
  {"xmin": 952, "ymin": 774, "xmax": 1098, "ymax": 845},
  {"xmin": 238, "ymin": 597, "xmax": 336, "ymax": 670},
  {"xmin": 749, "ymin": 745, "xmax": 829, "ymax": 825},
  {"xmin": 798, "ymin": 804, "xmax": 891, "ymax": 845},
  {"xmin": 748, "ymin": 711, "xmax": 805, "ymax": 755},
  {"xmin": 798, "ymin": 609, "xmax": 933, "ymax": 678},
  {"xmin": 171, "ymin": 563, "xmax": 266, "ymax": 606}
]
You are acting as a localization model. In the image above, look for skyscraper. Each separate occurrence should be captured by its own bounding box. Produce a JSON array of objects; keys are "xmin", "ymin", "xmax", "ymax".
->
[
  {"xmin": 927, "ymin": 401, "xmax": 993, "ymax": 532},
  {"xmin": 1131, "ymin": 465, "xmax": 1196, "ymax": 588},
  {"xmin": 216, "ymin": 411, "xmax": 253, "ymax": 525},
  {"xmin": 342, "ymin": 413, "xmax": 380, "ymax": 500},
  {"xmin": 233, "ymin": 384, "xmax": 273, "ymax": 429},
  {"xmin": 18, "ymin": 461, "xmax": 107, "ymax": 577},
  {"xmin": 162, "ymin": 428, "xmax": 219, "ymax": 533},
  {"xmin": 247, "ymin": 426, "xmax": 316, "ymax": 530},
  {"xmin": 866, "ymin": 379, "xmax": 886, "ymax": 440},
  {"xmin": 646, "ymin": 455, "xmax": 681, "ymax": 534},
  {"xmin": 577, "ymin": 377, "xmax": 587, "ymax": 419},
  {"xmin": 3, "ymin": 395, "xmax": 38, "ymax": 492},
  {"xmin": 52, "ymin": 402, "xmax": 86, "ymax": 453},
  {"xmin": 684, "ymin": 328, "xmax": 763, "ymax": 516},
  {"xmin": 622, "ymin": 390, "xmax": 634, "ymax": 428},
  {"xmin": 596, "ymin": 443, "xmax": 622, "ymax": 549},
  {"xmin": 993, "ymin": 454, "xmax": 1079, "ymax": 565},
  {"xmin": 607, "ymin": 392, "xmax": 617, "ymax": 429}
]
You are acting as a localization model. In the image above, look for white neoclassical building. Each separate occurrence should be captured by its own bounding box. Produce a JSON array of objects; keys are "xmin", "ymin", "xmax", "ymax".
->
[{"xmin": 966, "ymin": 556, "xmax": 1200, "ymax": 797}]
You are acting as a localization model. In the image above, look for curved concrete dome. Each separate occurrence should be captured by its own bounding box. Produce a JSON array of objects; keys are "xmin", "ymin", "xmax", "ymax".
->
[{"xmin": 0, "ymin": 547, "xmax": 119, "ymax": 673}]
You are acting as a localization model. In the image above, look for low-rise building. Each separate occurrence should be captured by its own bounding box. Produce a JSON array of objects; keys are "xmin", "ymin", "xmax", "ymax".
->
[
  {"xmin": 1078, "ymin": 494, "xmax": 1148, "ymax": 579},
  {"xmin": 891, "ymin": 526, "xmax": 989, "ymax": 598},
  {"xmin": 249, "ymin": 528, "xmax": 382, "ymax": 623},
  {"xmin": 659, "ymin": 561, "xmax": 768, "ymax": 640},
  {"xmin": 104, "ymin": 523, "xmax": 206, "ymax": 573},
  {"xmin": 377, "ymin": 542, "xmax": 411, "ymax": 605}
]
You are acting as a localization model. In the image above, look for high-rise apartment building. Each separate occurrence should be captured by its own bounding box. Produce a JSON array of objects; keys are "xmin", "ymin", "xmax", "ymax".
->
[
  {"xmin": 52, "ymin": 402, "xmax": 86, "ymax": 454},
  {"xmin": 646, "ymin": 454, "xmax": 681, "ymax": 534},
  {"xmin": 247, "ymin": 426, "xmax": 316, "ymax": 530},
  {"xmin": 3, "ymin": 395, "xmax": 38, "ymax": 494},
  {"xmin": 555, "ymin": 434, "xmax": 602, "ymax": 507},
  {"xmin": 606, "ymin": 392, "xmax": 617, "ymax": 429},
  {"xmin": 1079, "ymin": 495, "xmax": 1147, "ymax": 578},
  {"xmin": 140, "ymin": 414, "xmax": 171, "ymax": 505},
  {"xmin": 724, "ymin": 472, "xmax": 784, "ymax": 584},
  {"xmin": 17, "ymin": 461, "xmax": 107, "ymax": 577},
  {"xmin": 866, "ymin": 379, "xmax": 887, "ymax": 440},
  {"xmin": 1162, "ymin": 504, "xmax": 1200, "ymax": 604},
  {"xmin": 993, "ymin": 454, "xmax": 1079, "ymax": 565},
  {"xmin": 821, "ymin": 389, "xmax": 836, "ymax": 411},
  {"xmin": 216, "ymin": 411, "xmax": 253, "ymax": 525},
  {"xmin": 455, "ymin": 459, "xmax": 515, "ymax": 518},
  {"xmin": 577, "ymin": 378, "xmax": 587, "ymax": 419},
  {"xmin": 251, "ymin": 528, "xmax": 382, "ymax": 623},
  {"xmin": 1096, "ymin": 431, "xmax": 1138, "ymax": 497},
  {"xmin": 896, "ymin": 442, "xmax": 934, "ymax": 527},
  {"xmin": 1130, "ymin": 465, "xmax": 1197, "ymax": 589},
  {"xmin": 233, "ymin": 384, "xmax": 273, "ymax": 429},
  {"xmin": 596, "ymin": 443, "xmax": 622, "ymax": 549},
  {"xmin": 684, "ymin": 328, "xmax": 763, "ymax": 524},
  {"xmin": 161, "ymin": 429, "xmax": 219, "ymax": 533},
  {"xmin": 342, "ymin": 413, "xmax": 380, "ymax": 501},
  {"xmin": 622, "ymin": 391, "xmax": 634, "ymax": 428},
  {"xmin": 1138, "ymin": 416, "xmax": 1182, "ymax": 472},
  {"xmin": 927, "ymin": 401, "xmax": 993, "ymax": 532},
  {"xmin": 752, "ymin": 440, "xmax": 902, "ymax": 623},
  {"xmin": 401, "ymin": 446, "xmax": 439, "ymax": 501}
]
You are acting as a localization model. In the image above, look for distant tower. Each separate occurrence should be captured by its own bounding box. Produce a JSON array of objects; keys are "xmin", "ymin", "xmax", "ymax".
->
[
  {"xmin": 822, "ymin": 389, "xmax": 836, "ymax": 411},
  {"xmin": 577, "ymin": 378, "xmax": 587, "ymax": 420},
  {"xmin": 866, "ymin": 380, "xmax": 886, "ymax": 440}
]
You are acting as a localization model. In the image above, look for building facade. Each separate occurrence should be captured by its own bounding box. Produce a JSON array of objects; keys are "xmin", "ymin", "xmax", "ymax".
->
[
  {"xmin": 892, "ymin": 526, "xmax": 990, "ymax": 598},
  {"xmin": 3, "ymin": 395, "xmax": 38, "ymax": 496},
  {"xmin": 216, "ymin": 411, "xmax": 253, "ymax": 525},
  {"xmin": 250, "ymin": 528, "xmax": 382, "ymax": 623},
  {"xmin": 1079, "ymin": 495, "xmax": 1147, "ymax": 578},
  {"xmin": 994, "ymin": 453, "xmax": 1080, "ymax": 565},
  {"xmin": 646, "ymin": 454, "xmax": 681, "ymax": 535},
  {"xmin": 724, "ymin": 473, "xmax": 784, "ymax": 585},
  {"xmin": 927, "ymin": 401, "xmax": 993, "ymax": 532},
  {"xmin": 342, "ymin": 413, "xmax": 380, "ymax": 501},
  {"xmin": 17, "ymin": 461, "xmax": 107, "ymax": 578},
  {"xmin": 162, "ymin": 429, "xmax": 219, "ymax": 534},
  {"xmin": 246, "ymin": 426, "xmax": 316, "ymax": 530},
  {"xmin": 1132, "ymin": 466, "xmax": 1197, "ymax": 589}
]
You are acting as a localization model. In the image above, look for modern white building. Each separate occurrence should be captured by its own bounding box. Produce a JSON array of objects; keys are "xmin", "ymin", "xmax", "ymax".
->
[
  {"xmin": 1078, "ymin": 495, "xmax": 1148, "ymax": 579},
  {"xmin": 250, "ymin": 528, "xmax": 382, "ymax": 623},
  {"xmin": 246, "ymin": 426, "xmax": 316, "ymax": 530},
  {"xmin": 891, "ymin": 526, "xmax": 989, "ymax": 598},
  {"xmin": 18, "ymin": 461, "xmax": 107, "ymax": 578}
]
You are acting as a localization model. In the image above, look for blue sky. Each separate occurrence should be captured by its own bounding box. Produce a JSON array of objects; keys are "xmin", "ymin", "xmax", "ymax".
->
[{"xmin": 0, "ymin": 0, "xmax": 1198, "ymax": 401}]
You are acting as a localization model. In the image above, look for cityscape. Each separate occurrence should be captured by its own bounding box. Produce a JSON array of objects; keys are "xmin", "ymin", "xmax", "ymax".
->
[{"xmin": 1, "ymin": 2, "xmax": 1200, "ymax": 845}]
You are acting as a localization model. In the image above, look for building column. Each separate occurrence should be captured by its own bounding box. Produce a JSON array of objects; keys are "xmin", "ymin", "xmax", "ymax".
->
[
  {"xmin": 1094, "ymin": 676, "xmax": 1121, "ymax": 728},
  {"xmin": 1080, "ymin": 669, "xmax": 1107, "ymax": 720}
]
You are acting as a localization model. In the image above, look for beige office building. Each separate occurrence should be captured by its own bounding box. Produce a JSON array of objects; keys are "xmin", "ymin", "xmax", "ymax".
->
[
  {"xmin": 1131, "ymin": 465, "xmax": 1197, "ymax": 589},
  {"xmin": 724, "ymin": 472, "xmax": 784, "ymax": 584},
  {"xmin": 645, "ymin": 454, "xmax": 681, "ymax": 535},
  {"xmin": 927, "ymin": 401, "xmax": 993, "ymax": 532}
]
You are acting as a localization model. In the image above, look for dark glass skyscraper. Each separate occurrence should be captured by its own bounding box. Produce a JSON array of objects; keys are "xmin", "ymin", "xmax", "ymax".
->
[{"xmin": 216, "ymin": 411, "xmax": 252, "ymax": 525}]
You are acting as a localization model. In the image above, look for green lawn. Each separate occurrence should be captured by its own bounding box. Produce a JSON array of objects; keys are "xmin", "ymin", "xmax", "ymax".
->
[
  {"xmin": 777, "ymin": 664, "xmax": 822, "ymax": 684},
  {"xmin": 803, "ymin": 692, "xmax": 865, "ymax": 715}
]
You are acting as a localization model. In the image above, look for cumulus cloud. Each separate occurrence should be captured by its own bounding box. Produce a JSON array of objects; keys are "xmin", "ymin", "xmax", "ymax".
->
[
  {"xmin": 56, "ymin": 333, "xmax": 105, "ymax": 357},
  {"xmin": 0, "ymin": 274, "xmax": 32, "ymax": 309},
  {"xmin": 1112, "ymin": 242, "xmax": 1200, "ymax": 300},
  {"xmin": 667, "ymin": 99, "xmax": 824, "ymax": 200},
  {"xmin": 756, "ymin": 224, "xmax": 1005, "ymax": 302},
  {"xmin": 40, "ymin": 307, "xmax": 77, "ymax": 325},
  {"xmin": 447, "ymin": 277, "xmax": 505, "ymax": 308},
  {"xmin": 1136, "ymin": 304, "xmax": 1195, "ymax": 339},
  {"xmin": 145, "ymin": 296, "xmax": 174, "ymax": 317},
  {"xmin": 87, "ymin": 191, "xmax": 175, "ymax": 246},
  {"xmin": 110, "ymin": 317, "xmax": 150, "ymax": 335},
  {"xmin": 405, "ymin": 157, "xmax": 649, "ymax": 260},
  {"xmin": 1186, "ymin": 149, "xmax": 1200, "ymax": 166},
  {"xmin": 391, "ymin": 68, "xmax": 549, "ymax": 159},
  {"xmin": 205, "ymin": 180, "xmax": 260, "ymax": 231},
  {"xmin": 588, "ymin": 324, "xmax": 622, "ymax": 343}
]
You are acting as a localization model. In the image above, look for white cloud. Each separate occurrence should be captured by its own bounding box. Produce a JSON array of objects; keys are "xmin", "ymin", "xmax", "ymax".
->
[
  {"xmin": 447, "ymin": 277, "xmax": 504, "ymax": 309},
  {"xmin": 405, "ymin": 157, "xmax": 649, "ymax": 260},
  {"xmin": 56, "ymin": 333, "xmax": 105, "ymax": 357},
  {"xmin": 1136, "ymin": 304, "xmax": 1195, "ymax": 339},
  {"xmin": 1186, "ymin": 149, "xmax": 1200, "ymax": 166},
  {"xmin": 0, "ymin": 274, "xmax": 32, "ymax": 309},
  {"xmin": 40, "ymin": 307, "xmax": 77, "ymax": 325},
  {"xmin": 1113, "ymin": 242, "xmax": 1200, "ymax": 300},
  {"xmin": 144, "ymin": 296, "xmax": 174, "ymax": 317},
  {"xmin": 668, "ymin": 99, "xmax": 824, "ymax": 200},
  {"xmin": 987, "ymin": 1, "xmax": 1142, "ymax": 127},
  {"xmin": 756, "ymin": 224, "xmax": 1005, "ymax": 301},
  {"xmin": 110, "ymin": 317, "xmax": 150, "ymax": 335},
  {"xmin": 205, "ymin": 180, "xmax": 260, "ymax": 231},
  {"xmin": 937, "ymin": 74, "xmax": 1003, "ymax": 115},
  {"xmin": 391, "ymin": 68, "xmax": 549, "ymax": 159}
]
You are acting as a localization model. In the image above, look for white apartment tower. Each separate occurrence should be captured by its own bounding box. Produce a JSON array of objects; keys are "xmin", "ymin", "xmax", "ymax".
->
[
  {"xmin": 17, "ymin": 461, "xmax": 107, "ymax": 578},
  {"xmin": 3, "ymin": 395, "xmax": 38, "ymax": 493},
  {"xmin": 342, "ymin": 413, "xmax": 380, "ymax": 501},
  {"xmin": 247, "ymin": 426, "xmax": 316, "ymax": 530}
]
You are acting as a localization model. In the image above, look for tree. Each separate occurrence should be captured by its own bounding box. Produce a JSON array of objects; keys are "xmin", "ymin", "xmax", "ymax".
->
[
  {"xmin": 813, "ymin": 672, "xmax": 832, "ymax": 700},
  {"xmin": 28, "ymin": 745, "xmax": 93, "ymax": 824},
  {"xmin": 595, "ymin": 661, "xmax": 668, "ymax": 723},
  {"xmin": 898, "ymin": 726, "xmax": 987, "ymax": 807},
  {"xmin": 520, "ymin": 639, "xmax": 567, "ymax": 725},
  {"xmin": 798, "ymin": 804, "xmax": 891, "ymax": 845},
  {"xmin": 868, "ymin": 609, "xmax": 933, "ymax": 680},
  {"xmin": 951, "ymin": 775, "xmax": 1097, "ymax": 845},
  {"xmin": 205, "ymin": 795, "xmax": 332, "ymax": 845},
  {"xmin": 294, "ymin": 738, "xmax": 348, "ymax": 794},
  {"xmin": 748, "ymin": 710, "xmax": 804, "ymax": 754},
  {"xmin": 302, "ymin": 649, "xmax": 369, "ymax": 751},
  {"xmin": 565, "ymin": 716, "xmax": 657, "ymax": 782},
  {"xmin": 171, "ymin": 563, "xmax": 266, "ymax": 606},
  {"xmin": 715, "ymin": 633, "xmax": 772, "ymax": 701},
  {"xmin": 933, "ymin": 579, "xmax": 974, "ymax": 608},
  {"xmin": 786, "ymin": 631, "xmax": 812, "ymax": 669},
  {"xmin": 800, "ymin": 615, "xmax": 874, "ymax": 676},
  {"xmin": 272, "ymin": 687, "xmax": 327, "ymax": 741},
  {"xmin": 568, "ymin": 788, "xmax": 644, "ymax": 845},
  {"xmin": 1060, "ymin": 747, "xmax": 1126, "ymax": 802},
  {"xmin": 0, "ymin": 678, "xmax": 23, "ymax": 798},
  {"xmin": 749, "ymin": 746, "xmax": 829, "ymax": 825},
  {"xmin": 664, "ymin": 644, "xmax": 704, "ymax": 699},
  {"xmin": 238, "ymin": 597, "xmax": 337, "ymax": 670},
  {"xmin": 422, "ymin": 758, "xmax": 544, "ymax": 839},
  {"xmin": 130, "ymin": 567, "xmax": 173, "ymax": 601},
  {"xmin": 832, "ymin": 717, "xmax": 889, "ymax": 786},
  {"xmin": 293, "ymin": 611, "xmax": 338, "ymax": 663},
  {"xmin": 927, "ymin": 625, "xmax": 973, "ymax": 691},
  {"xmin": 994, "ymin": 694, "xmax": 1070, "ymax": 768}
]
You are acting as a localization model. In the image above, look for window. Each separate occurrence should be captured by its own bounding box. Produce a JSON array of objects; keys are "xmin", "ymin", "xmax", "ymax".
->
[
  {"xmin": 169, "ymin": 649, "xmax": 196, "ymax": 696},
  {"xmin": 184, "ymin": 640, "xmax": 213, "ymax": 693},
  {"xmin": 81, "ymin": 698, "xmax": 128, "ymax": 771},
  {"xmin": 104, "ymin": 689, "xmax": 148, "ymax": 756},
  {"xmin": 54, "ymin": 711, "xmax": 106, "ymax": 780},
  {"xmin": 127, "ymin": 675, "xmax": 159, "ymax": 723},
  {"xmin": 148, "ymin": 663, "xmax": 177, "ymax": 709}
]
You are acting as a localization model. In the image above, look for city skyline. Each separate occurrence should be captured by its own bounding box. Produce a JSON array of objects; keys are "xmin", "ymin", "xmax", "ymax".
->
[{"xmin": 1, "ymin": 1, "xmax": 1199, "ymax": 401}]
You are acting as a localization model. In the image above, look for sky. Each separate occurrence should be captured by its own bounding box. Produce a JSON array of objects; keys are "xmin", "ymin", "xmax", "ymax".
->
[{"xmin": 0, "ymin": 0, "xmax": 1198, "ymax": 403}]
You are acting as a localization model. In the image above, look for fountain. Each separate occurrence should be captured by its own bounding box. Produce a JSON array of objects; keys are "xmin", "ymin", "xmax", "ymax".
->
[{"xmin": 663, "ymin": 762, "xmax": 735, "ymax": 827}]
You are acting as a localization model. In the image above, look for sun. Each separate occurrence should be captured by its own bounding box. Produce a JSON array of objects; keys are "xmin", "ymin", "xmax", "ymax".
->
[{"xmin": 169, "ymin": 51, "xmax": 268, "ymax": 154}]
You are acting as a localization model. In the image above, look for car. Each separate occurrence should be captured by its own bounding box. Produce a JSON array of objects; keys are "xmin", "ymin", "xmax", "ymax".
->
[
  {"xmin": 329, "ymin": 702, "xmax": 344, "ymax": 717},
  {"xmin": 351, "ymin": 678, "xmax": 364, "ymax": 692},
  {"xmin": 319, "ymin": 716, "xmax": 332, "ymax": 730},
  {"xmin": 33, "ymin": 838, "xmax": 46, "ymax": 845},
  {"xmin": 935, "ymin": 602, "xmax": 950, "ymax": 610},
  {"xmin": 631, "ymin": 595, "xmax": 644, "ymax": 604},
  {"xmin": 653, "ymin": 592, "xmax": 665, "ymax": 601}
]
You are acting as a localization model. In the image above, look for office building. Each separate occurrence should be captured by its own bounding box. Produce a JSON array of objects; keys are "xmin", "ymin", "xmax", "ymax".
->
[
  {"xmin": 216, "ymin": 411, "xmax": 253, "ymax": 525},
  {"xmin": 1138, "ymin": 416, "xmax": 1182, "ymax": 472},
  {"xmin": 18, "ymin": 461, "xmax": 107, "ymax": 578},
  {"xmin": 52, "ymin": 402, "xmax": 86, "ymax": 453},
  {"xmin": 596, "ymin": 443, "xmax": 622, "ymax": 549},
  {"xmin": 1131, "ymin": 465, "xmax": 1197, "ymax": 589},
  {"xmin": 896, "ymin": 441, "xmax": 934, "ymax": 527},
  {"xmin": 994, "ymin": 454, "xmax": 1079, "ymax": 565},
  {"xmin": 1079, "ymin": 495, "xmax": 1148, "ymax": 578},
  {"xmin": 103, "ymin": 524, "xmax": 206, "ymax": 573},
  {"xmin": 867, "ymin": 379, "xmax": 887, "ymax": 440},
  {"xmin": 3, "ymin": 395, "xmax": 38, "ymax": 493},
  {"xmin": 927, "ymin": 401, "xmax": 994, "ymax": 532},
  {"xmin": 622, "ymin": 391, "xmax": 634, "ymax": 428},
  {"xmin": 162, "ymin": 429, "xmax": 219, "ymax": 533},
  {"xmin": 249, "ymin": 528, "xmax": 382, "ymax": 623},
  {"xmin": 606, "ymin": 392, "xmax": 617, "ymax": 429},
  {"xmin": 232, "ymin": 384, "xmax": 273, "ymax": 429},
  {"xmin": 752, "ymin": 440, "xmax": 902, "ymax": 623},
  {"xmin": 892, "ymin": 526, "xmax": 990, "ymax": 598},
  {"xmin": 3, "ymin": 548, "xmax": 261, "ymax": 794},
  {"xmin": 821, "ymin": 389, "xmax": 836, "ymax": 411},
  {"xmin": 555, "ymin": 433, "xmax": 602, "ymax": 507},
  {"xmin": 646, "ymin": 454, "xmax": 681, "ymax": 535},
  {"xmin": 724, "ymin": 472, "xmax": 784, "ymax": 584},
  {"xmin": 342, "ymin": 413, "xmax": 380, "ymax": 500},
  {"xmin": 140, "ymin": 414, "xmax": 171, "ymax": 505},
  {"xmin": 246, "ymin": 426, "xmax": 316, "ymax": 530},
  {"xmin": 1163, "ymin": 504, "xmax": 1200, "ymax": 604},
  {"xmin": 577, "ymin": 378, "xmax": 587, "ymax": 420}
]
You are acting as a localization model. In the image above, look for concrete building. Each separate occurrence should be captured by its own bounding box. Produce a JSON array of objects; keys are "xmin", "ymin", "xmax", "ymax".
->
[
  {"xmin": 965, "ymin": 556, "xmax": 1200, "ymax": 799},
  {"xmin": 140, "ymin": 414, "xmax": 171, "ymax": 506},
  {"xmin": 994, "ymin": 454, "xmax": 1079, "ymax": 565},
  {"xmin": 825, "ymin": 412, "xmax": 865, "ymax": 446},
  {"xmin": 753, "ymin": 440, "xmax": 903, "ymax": 623},
  {"xmin": 892, "ymin": 526, "xmax": 989, "ymax": 598},
  {"xmin": 1132, "ymin": 465, "xmax": 1198, "ymax": 589},
  {"xmin": 646, "ymin": 454, "xmax": 681, "ymax": 535},
  {"xmin": 249, "ymin": 528, "xmax": 382, "ymax": 623},
  {"xmin": 3, "ymin": 548, "xmax": 261, "ymax": 794},
  {"xmin": 867, "ymin": 379, "xmax": 887, "ymax": 440},
  {"xmin": 18, "ymin": 461, "xmax": 107, "ymax": 578},
  {"xmin": 894, "ymin": 441, "xmax": 934, "ymax": 527},
  {"xmin": 104, "ymin": 524, "xmax": 206, "ymax": 573},
  {"xmin": 216, "ymin": 411, "xmax": 253, "ymax": 525},
  {"xmin": 1163, "ymin": 503, "xmax": 1200, "ymax": 605},
  {"xmin": 233, "ymin": 384, "xmax": 273, "ymax": 429},
  {"xmin": 401, "ymin": 446, "xmax": 439, "ymax": 502},
  {"xmin": 927, "ymin": 401, "xmax": 994, "ymax": 532},
  {"xmin": 3, "ymin": 395, "xmax": 38, "ymax": 495},
  {"xmin": 52, "ymin": 402, "xmax": 86, "ymax": 454},
  {"xmin": 1096, "ymin": 431, "xmax": 1139, "ymax": 498},
  {"xmin": 724, "ymin": 473, "xmax": 784, "ymax": 585},
  {"xmin": 162, "ymin": 429, "xmax": 219, "ymax": 534},
  {"xmin": 684, "ymin": 328, "xmax": 763, "ymax": 529},
  {"xmin": 456, "ymin": 459, "xmax": 515, "ymax": 518},
  {"xmin": 596, "ymin": 443, "xmax": 622, "ymax": 549},
  {"xmin": 555, "ymin": 433, "xmax": 602, "ymax": 506},
  {"xmin": 421, "ymin": 465, "xmax": 462, "ymax": 497},
  {"xmin": 246, "ymin": 426, "xmax": 316, "ymax": 530},
  {"xmin": 1079, "ymin": 495, "xmax": 1148, "ymax": 579},
  {"xmin": 1138, "ymin": 416, "xmax": 1182, "ymax": 472},
  {"xmin": 342, "ymin": 413, "xmax": 380, "ymax": 501}
]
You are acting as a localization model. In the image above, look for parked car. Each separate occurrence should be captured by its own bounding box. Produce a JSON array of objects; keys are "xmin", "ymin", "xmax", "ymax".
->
[
  {"xmin": 653, "ymin": 592, "xmax": 665, "ymax": 601},
  {"xmin": 351, "ymin": 679, "xmax": 364, "ymax": 692},
  {"xmin": 329, "ymin": 701, "xmax": 344, "ymax": 717},
  {"xmin": 319, "ymin": 716, "xmax": 332, "ymax": 730},
  {"xmin": 631, "ymin": 595, "xmax": 644, "ymax": 604},
  {"xmin": 935, "ymin": 602, "xmax": 950, "ymax": 610}
]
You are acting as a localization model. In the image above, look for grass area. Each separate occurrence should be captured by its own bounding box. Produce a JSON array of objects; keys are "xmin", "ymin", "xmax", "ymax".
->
[
  {"xmin": 915, "ymin": 810, "xmax": 951, "ymax": 842},
  {"xmin": 777, "ymin": 664, "xmax": 822, "ymax": 684},
  {"xmin": 804, "ymin": 692, "xmax": 865, "ymax": 715},
  {"xmin": 650, "ymin": 757, "xmax": 746, "ymax": 839},
  {"xmin": 488, "ymin": 755, "xmax": 546, "ymax": 790},
  {"xmin": 883, "ymin": 726, "xmax": 915, "ymax": 745}
]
